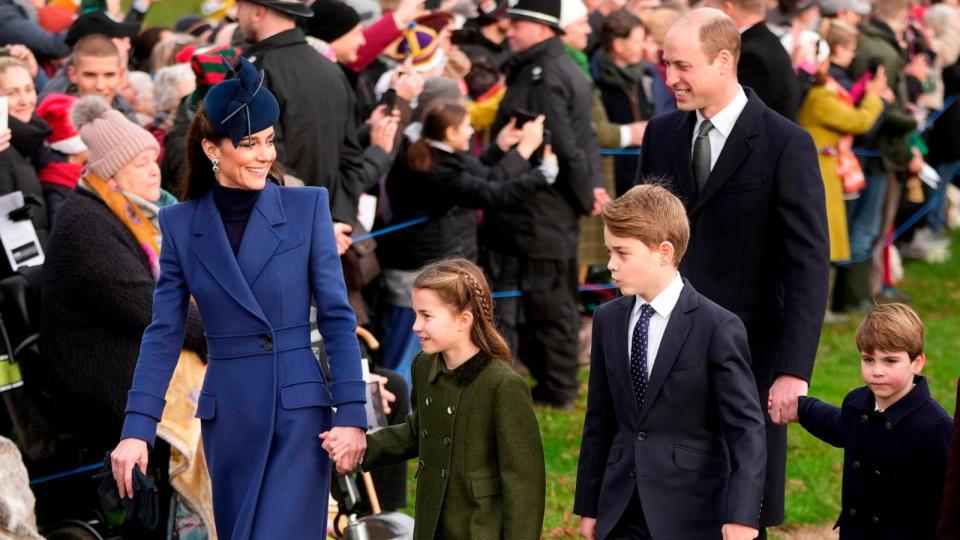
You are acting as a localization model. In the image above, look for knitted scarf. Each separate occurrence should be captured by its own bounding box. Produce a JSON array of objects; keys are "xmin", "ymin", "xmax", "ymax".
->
[
  {"xmin": 82, "ymin": 172, "xmax": 161, "ymax": 279},
  {"xmin": 563, "ymin": 42, "xmax": 594, "ymax": 84}
]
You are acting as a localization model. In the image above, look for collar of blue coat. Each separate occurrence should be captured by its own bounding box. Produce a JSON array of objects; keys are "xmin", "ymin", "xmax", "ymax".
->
[
  {"xmin": 193, "ymin": 180, "xmax": 286, "ymax": 235},
  {"xmin": 847, "ymin": 374, "xmax": 931, "ymax": 426},
  {"xmin": 427, "ymin": 350, "xmax": 494, "ymax": 386}
]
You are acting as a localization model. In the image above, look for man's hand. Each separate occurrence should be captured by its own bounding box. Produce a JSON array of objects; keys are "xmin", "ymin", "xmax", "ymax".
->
[
  {"xmin": 368, "ymin": 373, "xmax": 397, "ymax": 415},
  {"xmin": 768, "ymin": 374, "xmax": 808, "ymax": 425},
  {"xmin": 4, "ymin": 45, "xmax": 39, "ymax": 78},
  {"xmin": 591, "ymin": 187, "xmax": 612, "ymax": 216},
  {"xmin": 319, "ymin": 426, "xmax": 367, "ymax": 473},
  {"xmin": 579, "ymin": 516, "xmax": 597, "ymax": 540},
  {"xmin": 371, "ymin": 112, "xmax": 400, "ymax": 153},
  {"xmin": 628, "ymin": 121, "xmax": 647, "ymax": 146},
  {"xmin": 392, "ymin": 61, "xmax": 425, "ymax": 102},
  {"xmin": 722, "ymin": 523, "xmax": 759, "ymax": 540},
  {"xmin": 333, "ymin": 222, "xmax": 353, "ymax": 256}
]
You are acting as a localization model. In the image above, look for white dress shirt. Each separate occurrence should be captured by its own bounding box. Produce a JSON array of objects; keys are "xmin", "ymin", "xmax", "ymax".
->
[
  {"xmin": 628, "ymin": 273, "xmax": 684, "ymax": 377},
  {"xmin": 692, "ymin": 86, "xmax": 749, "ymax": 172}
]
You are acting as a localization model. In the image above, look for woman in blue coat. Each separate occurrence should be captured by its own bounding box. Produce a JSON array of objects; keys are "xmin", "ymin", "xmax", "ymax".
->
[{"xmin": 110, "ymin": 56, "xmax": 368, "ymax": 539}]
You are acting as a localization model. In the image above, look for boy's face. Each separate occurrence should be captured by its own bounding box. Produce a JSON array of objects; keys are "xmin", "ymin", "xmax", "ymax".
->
[
  {"xmin": 69, "ymin": 54, "xmax": 124, "ymax": 103},
  {"xmin": 860, "ymin": 348, "xmax": 925, "ymax": 407},
  {"xmin": 604, "ymin": 226, "xmax": 674, "ymax": 301}
]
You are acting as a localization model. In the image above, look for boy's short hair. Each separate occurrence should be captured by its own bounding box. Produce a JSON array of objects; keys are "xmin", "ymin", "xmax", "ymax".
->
[
  {"xmin": 73, "ymin": 34, "xmax": 120, "ymax": 64},
  {"xmin": 603, "ymin": 181, "xmax": 690, "ymax": 265},
  {"xmin": 855, "ymin": 303, "xmax": 924, "ymax": 359}
]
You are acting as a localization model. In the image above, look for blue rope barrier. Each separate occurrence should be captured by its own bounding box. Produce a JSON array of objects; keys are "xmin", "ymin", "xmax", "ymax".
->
[
  {"xmin": 922, "ymin": 94, "xmax": 957, "ymax": 133},
  {"xmin": 29, "ymin": 462, "xmax": 102, "ymax": 486},
  {"xmin": 601, "ymin": 148, "xmax": 642, "ymax": 156},
  {"xmin": 353, "ymin": 216, "xmax": 429, "ymax": 242}
]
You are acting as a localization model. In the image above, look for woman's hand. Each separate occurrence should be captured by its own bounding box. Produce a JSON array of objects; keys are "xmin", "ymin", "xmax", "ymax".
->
[
  {"xmin": 516, "ymin": 115, "xmax": 546, "ymax": 160},
  {"xmin": 111, "ymin": 438, "xmax": 149, "ymax": 499},
  {"xmin": 865, "ymin": 66, "xmax": 888, "ymax": 98},
  {"xmin": 319, "ymin": 426, "xmax": 367, "ymax": 473}
]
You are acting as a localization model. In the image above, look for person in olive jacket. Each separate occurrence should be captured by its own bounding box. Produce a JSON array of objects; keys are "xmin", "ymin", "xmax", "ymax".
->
[
  {"xmin": 327, "ymin": 258, "xmax": 546, "ymax": 540},
  {"xmin": 791, "ymin": 304, "xmax": 952, "ymax": 540}
]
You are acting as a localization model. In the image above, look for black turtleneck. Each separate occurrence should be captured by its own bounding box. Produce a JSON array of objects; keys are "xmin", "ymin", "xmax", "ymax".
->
[{"xmin": 212, "ymin": 182, "xmax": 260, "ymax": 256}]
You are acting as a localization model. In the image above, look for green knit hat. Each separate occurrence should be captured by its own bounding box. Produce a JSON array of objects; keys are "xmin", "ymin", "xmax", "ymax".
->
[{"xmin": 189, "ymin": 45, "xmax": 242, "ymax": 107}]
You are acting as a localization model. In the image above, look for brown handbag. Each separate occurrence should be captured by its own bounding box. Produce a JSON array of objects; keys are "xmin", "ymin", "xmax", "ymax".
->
[{"xmin": 341, "ymin": 227, "xmax": 381, "ymax": 291}]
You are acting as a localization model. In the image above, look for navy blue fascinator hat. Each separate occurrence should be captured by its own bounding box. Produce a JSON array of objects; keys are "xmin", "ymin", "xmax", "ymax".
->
[{"xmin": 204, "ymin": 56, "xmax": 280, "ymax": 148}]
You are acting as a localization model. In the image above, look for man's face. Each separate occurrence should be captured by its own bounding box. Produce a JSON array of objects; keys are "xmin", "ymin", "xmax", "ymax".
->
[
  {"xmin": 235, "ymin": 0, "xmax": 261, "ymax": 42},
  {"xmin": 662, "ymin": 21, "xmax": 725, "ymax": 112},
  {"xmin": 507, "ymin": 19, "xmax": 551, "ymax": 52},
  {"xmin": 331, "ymin": 24, "xmax": 367, "ymax": 64},
  {"xmin": 69, "ymin": 54, "xmax": 123, "ymax": 102},
  {"xmin": 562, "ymin": 15, "xmax": 592, "ymax": 51}
]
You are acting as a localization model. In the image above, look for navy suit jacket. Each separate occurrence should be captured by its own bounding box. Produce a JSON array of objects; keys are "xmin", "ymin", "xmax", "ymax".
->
[
  {"xmin": 574, "ymin": 280, "xmax": 766, "ymax": 540},
  {"xmin": 637, "ymin": 88, "xmax": 829, "ymax": 387}
]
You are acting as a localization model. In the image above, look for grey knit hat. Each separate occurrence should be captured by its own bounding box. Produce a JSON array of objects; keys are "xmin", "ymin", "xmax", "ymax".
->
[{"xmin": 71, "ymin": 96, "xmax": 160, "ymax": 179}]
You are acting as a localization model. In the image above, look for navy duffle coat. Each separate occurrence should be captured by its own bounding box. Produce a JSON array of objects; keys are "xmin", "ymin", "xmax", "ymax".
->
[{"xmin": 121, "ymin": 182, "xmax": 367, "ymax": 539}]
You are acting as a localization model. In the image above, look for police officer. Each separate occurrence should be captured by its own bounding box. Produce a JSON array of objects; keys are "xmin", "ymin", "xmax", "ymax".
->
[{"xmin": 482, "ymin": 0, "xmax": 600, "ymax": 408}]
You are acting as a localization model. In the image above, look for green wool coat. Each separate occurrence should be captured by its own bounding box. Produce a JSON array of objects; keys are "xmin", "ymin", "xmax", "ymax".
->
[{"xmin": 364, "ymin": 351, "xmax": 546, "ymax": 539}]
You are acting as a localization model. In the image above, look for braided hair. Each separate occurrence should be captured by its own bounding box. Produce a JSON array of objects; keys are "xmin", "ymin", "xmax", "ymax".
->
[{"xmin": 413, "ymin": 258, "xmax": 511, "ymax": 362}]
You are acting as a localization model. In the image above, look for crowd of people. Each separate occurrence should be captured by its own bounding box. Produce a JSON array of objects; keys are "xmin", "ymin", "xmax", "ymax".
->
[{"xmin": 1, "ymin": 0, "xmax": 959, "ymax": 537}]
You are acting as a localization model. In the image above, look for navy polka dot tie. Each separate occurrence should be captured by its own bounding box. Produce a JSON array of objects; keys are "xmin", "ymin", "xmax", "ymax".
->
[{"xmin": 631, "ymin": 304, "xmax": 655, "ymax": 410}]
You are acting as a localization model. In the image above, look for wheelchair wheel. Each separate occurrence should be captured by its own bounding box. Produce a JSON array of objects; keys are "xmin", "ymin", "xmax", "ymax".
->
[{"xmin": 44, "ymin": 519, "xmax": 104, "ymax": 540}]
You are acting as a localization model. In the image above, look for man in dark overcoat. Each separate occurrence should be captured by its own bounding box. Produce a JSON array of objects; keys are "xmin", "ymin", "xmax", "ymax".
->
[
  {"xmin": 482, "ymin": 0, "xmax": 600, "ymax": 408},
  {"xmin": 637, "ymin": 8, "xmax": 829, "ymax": 537},
  {"xmin": 236, "ymin": 0, "xmax": 393, "ymax": 223}
]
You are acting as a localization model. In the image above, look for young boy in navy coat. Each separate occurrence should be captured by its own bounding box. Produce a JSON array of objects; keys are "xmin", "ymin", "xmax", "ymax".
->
[
  {"xmin": 791, "ymin": 303, "xmax": 953, "ymax": 539},
  {"xmin": 574, "ymin": 184, "xmax": 767, "ymax": 540}
]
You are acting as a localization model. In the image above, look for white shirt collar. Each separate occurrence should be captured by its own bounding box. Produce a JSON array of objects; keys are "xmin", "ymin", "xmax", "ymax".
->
[
  {"xmin": 427, "ymin": 140, "xmax": 455, "ymax": 153},
  {"xmin": 695, "ymin": 85, "xmax": 748, "ymax": 139},
  {"xmin": 633, "ymin": 272, "xmax": 684, "ymax": 320}
]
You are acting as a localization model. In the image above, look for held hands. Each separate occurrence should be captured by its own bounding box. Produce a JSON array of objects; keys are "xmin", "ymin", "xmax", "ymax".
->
[
  {"xmin": 319, "ymin": 426, "xmax": 367, "ymax": 474},
  {"xmin": 722, "ymin": 523, "xmax": 759, "ymax": 540},
  {"xmin": 111, "ymin": 438, "xmax": 149, "ymax": 499},
  {"xmin": 767, "ymin": 374, "xmax": 808, "ymax": 425}
]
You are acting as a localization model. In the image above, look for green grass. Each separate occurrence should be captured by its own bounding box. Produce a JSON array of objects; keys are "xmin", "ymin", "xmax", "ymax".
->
[
  {"xmin": 124, "ymin": 1, "xmax": 206, "ymax": 28},
  {"xmin": 403, "ymin": 231, "xmax": 960, "ymax": 538}
]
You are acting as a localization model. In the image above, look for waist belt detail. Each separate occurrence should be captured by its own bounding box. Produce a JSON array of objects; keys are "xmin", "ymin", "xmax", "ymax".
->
[{"xmin": 205, "ymin": 323, "xmax": 313, "ymax": 359}]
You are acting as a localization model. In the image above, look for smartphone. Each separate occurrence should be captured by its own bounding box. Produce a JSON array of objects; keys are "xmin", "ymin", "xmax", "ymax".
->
[
  {"xmin": 513, "ymin": 108, "xmax": 538, "ymax": 128},
  {"xmin": 0, "ymin": 96, "xmax": 7, "ymax": 133},
  {"xmin": 868, "ymin": 56, "xmax": 884, "ymax": 76},
  {"xmin": 382, "ymin": 89, "xmax": 398, "ymax": 115},
  {"xmin": 451, "ymin": 29, "xmax": 474, "ymax": 47}
]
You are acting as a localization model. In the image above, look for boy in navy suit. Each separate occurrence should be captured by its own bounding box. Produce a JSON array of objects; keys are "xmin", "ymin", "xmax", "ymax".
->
[
  {"xmin": 574, "ymin": 184, "xmax": 767, "ymax": 540},
  {"xmin": 789, "ymin": 303, "xmax": 952, "ymax": 539}
]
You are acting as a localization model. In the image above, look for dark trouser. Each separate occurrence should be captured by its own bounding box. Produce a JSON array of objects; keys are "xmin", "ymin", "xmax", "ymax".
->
[
  {"xmin": 749, "ymin": 333, "xmax": 788, "ymax": 528},
  {"xmin": 484, "ymin": 252, "xmax": 581, "ymax": 405},
  {"xmin": 608, "ymin": 490, "xmax": 652, "ymax": 539}
]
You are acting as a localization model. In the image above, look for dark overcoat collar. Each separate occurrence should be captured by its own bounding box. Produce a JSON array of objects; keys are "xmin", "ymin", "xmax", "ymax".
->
[{"xmin": 668, "ymin": 87, "xmax": 765, "ymax": 214}]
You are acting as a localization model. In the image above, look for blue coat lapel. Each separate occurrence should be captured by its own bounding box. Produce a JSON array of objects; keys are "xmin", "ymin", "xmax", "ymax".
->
[
  {"xmin": 236, "ymin": 182, "xmax": 285, "ymax": 287},
  {"xmin": 191, "ymin": 186, "xmax": 269, "ymax": 325}
]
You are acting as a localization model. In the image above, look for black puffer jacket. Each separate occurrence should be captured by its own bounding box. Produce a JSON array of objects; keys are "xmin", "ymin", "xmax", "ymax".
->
[
  {"xmin": 0, "ymin": 116, "xmax": 51, "ymax": 250},
  {"xmin": 40, "ymin": 188, "xmax": 205, "ymax": 432},
  {"xmin": 484, "ymin": 37, "xmax": 599, "ymax": 259},
  {"xmin": 379, "ymin": 142, "xmax": 549, "ymax": 271}
]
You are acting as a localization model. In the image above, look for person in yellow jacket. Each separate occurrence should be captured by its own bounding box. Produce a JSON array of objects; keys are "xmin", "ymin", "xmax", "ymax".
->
[{"xmin": 798, "ymin": 23, "xmax": 887, "ymax": 263}]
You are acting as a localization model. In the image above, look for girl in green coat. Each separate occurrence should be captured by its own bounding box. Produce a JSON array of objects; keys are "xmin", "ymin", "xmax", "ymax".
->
[{"xmin": 325, "ymin": 258, "xmax": 546, "ymax": 539}]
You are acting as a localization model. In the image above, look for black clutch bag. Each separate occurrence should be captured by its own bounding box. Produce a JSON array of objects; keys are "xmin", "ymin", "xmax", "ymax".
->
[{"xmin": 94, "ymin": 451, "xmax": 161, "ymax": 529}]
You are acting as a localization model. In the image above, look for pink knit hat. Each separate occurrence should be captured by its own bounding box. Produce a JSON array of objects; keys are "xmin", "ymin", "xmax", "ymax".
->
[{"xmin": 70, "ymin": 96, "xmax": 160, "ymax": 179}]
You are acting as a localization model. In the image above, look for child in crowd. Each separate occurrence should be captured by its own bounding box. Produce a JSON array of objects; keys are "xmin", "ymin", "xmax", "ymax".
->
[
  {"xmin": 323, "ymin": 258, "xmax": 546, "ymax": 540},
  {"xmin": 574, "ymin": 184, "xmax": 766, "ymax": 540},
  {"xmin": 791, "ymin": 303, "xmax": 953, "ymax": 539},
  {"xmin": 34, "ymin": 93, "xmax": 86, "ymax": 224}
]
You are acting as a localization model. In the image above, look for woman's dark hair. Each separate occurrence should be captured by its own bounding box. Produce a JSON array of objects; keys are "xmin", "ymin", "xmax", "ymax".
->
[
  {"xmin": 132, "ymin": 27, "xmax": 170, "ymax": 72},
  {"xmin": 182, "ymin": 104, "xmax": 284, "ymax": 200},
  {"xmin": 407, "ymin": 100, "xmax": 468, "ymax": 173}
]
